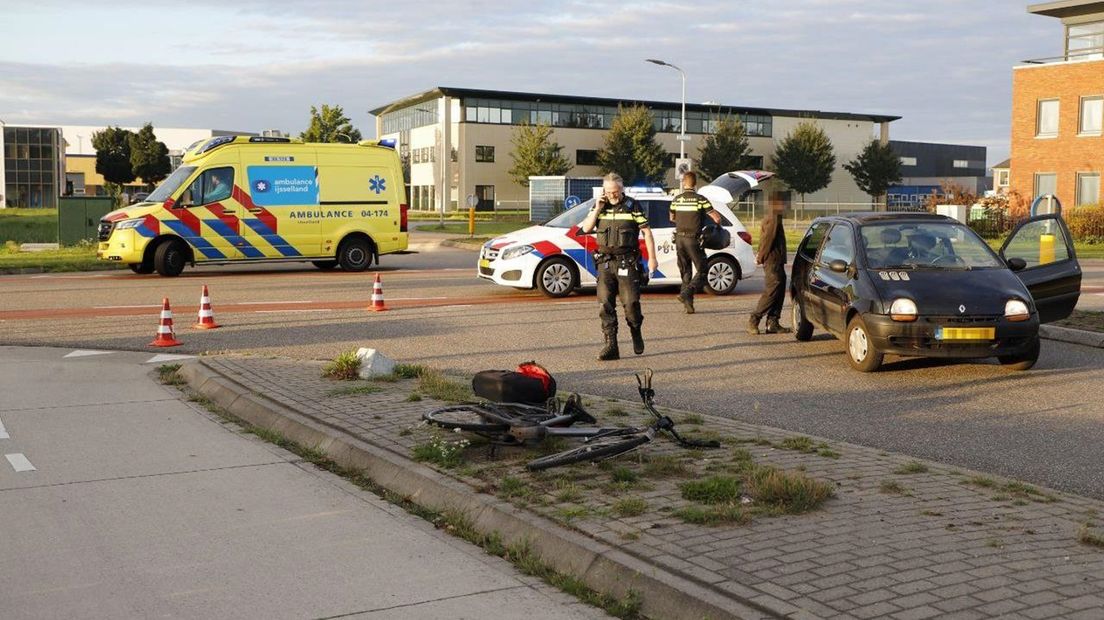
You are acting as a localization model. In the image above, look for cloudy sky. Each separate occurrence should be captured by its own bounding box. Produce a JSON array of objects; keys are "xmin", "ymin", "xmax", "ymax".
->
[{"xmin": 1, "ymin": 1, "xmax": 1059, "ymax": 165}]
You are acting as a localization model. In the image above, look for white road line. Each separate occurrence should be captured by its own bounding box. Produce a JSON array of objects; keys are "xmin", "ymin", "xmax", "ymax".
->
[
  {"xmin": 95, "ymin": 304, "xmax": 161, "ymax": 309},
  {"xmin": 438, "ymin": 304, "xmax": 474, "ymax": 309},
  {"xmin": 0, "ymin": 416, "xmax": 9, "ymax": 440},
  {"xmin": 145, "ymin": 354, "xmax": 196, "ymax": 364},
  {"xmin": 231, "ymin": 300, "xmax": 313, "ymax": 306},
  {"xmin": 64, "ymin": 350, "xmax": 115, "ymax": 358},
  {"xmin": 6, "ymin": 453, "xmax": 36, "ymax": 472},
  {"xmin": 255, "ymin": 309, "xmax": 333, "ymax": 314}
]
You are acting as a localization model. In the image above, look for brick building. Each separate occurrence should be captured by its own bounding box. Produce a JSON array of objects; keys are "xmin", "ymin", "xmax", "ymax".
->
[{"xmin": 1011, "ymin": 1, "xmax": 1104, "ymax": 208}]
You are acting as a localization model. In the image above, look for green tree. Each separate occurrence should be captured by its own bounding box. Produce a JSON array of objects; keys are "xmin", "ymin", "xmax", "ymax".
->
[
  {"xmin": 300, "ymin": 104, "xmax": 362, "ymax": 143},
  {"xmin": 597, "ymin": 105, "xmax": 667, "ymax": 186},
  {"xmin": 843, "ymin": 139, "xmax": 903, "ymax": 207},
  {"xmin": 771, "ymin": 121, "xmax": 836, "ymax": 204},
  {"xmin": 92, "ymin": 126, "xmax": 137, "ymax": 201},
  {"xmin": 695, "ymin": 116, "xmax": 752, "ymax": 182},
  {"xmin": 507, "ymin": 122, "xmax": 573, "ymax": 187},
  {"xmin": 128, "ymin": 123, "xmax": 172, "ymax": 186}
]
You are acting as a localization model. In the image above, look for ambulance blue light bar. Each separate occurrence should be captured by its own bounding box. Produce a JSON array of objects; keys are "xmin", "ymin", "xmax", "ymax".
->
[
  {"xmin": 377, "ymin": 138, "xmax": 397, "ymax": 149},
  {"xmin": 196, "ymin": 135, "xmax": 236, "ymax": 154}
]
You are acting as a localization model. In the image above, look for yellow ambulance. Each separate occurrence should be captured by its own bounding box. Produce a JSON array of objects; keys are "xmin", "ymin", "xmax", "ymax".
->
[{"xmin": 97, "ymin": 136, "xmax": 409, "ymax": 276}]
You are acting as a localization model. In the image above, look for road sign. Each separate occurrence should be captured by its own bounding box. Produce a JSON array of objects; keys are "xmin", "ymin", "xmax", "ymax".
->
[
  {"xmin": 676, "ymin": 158, "xmax": 692, "ymax": 179},
  {"xmin": 466, "ymin": 194, "xmax": 478, "ymax": 208},
  {"xmin": 564, "ymin": 195, "xmax": 581, "ymax": 209}
]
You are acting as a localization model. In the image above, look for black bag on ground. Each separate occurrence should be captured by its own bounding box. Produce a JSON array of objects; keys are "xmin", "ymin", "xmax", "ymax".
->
[
  {"xmin": 472, "ymin": 362, "xmax": 556, "ymax": 404},
  {"xmin": 698, "ymin": 221, "xmax": 731, "ymax": 250}
]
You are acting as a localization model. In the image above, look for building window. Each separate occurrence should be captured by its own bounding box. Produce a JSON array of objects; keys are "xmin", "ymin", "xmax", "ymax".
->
[
  {"xmin": 1037, "ymin": 100, "xmax": 1059, "ymax": 137},
  {"xmin": 1077, "ymin": 173, "xmax": 1101, "ymax": 206},
  {"xmin": 475, "ymin": 185, "xmax": 495, "ymax": 211},
  {"xmin": 1067, "ymin": 20, "xmax": 1104, "ymax": 59},
  {"xmin": 576, "ymin": 150, "xmax": 599, "ymax": 166},
  {"xmin": 997, "ymin": 170, "xmax": 1009, "ymax": 187},
  {"xmin": 900, "ymin": 157, "xmax": 917, "ymax": 166},
  {"xmin": 1080, "ymin": 96, "xmax": 1103, "ymax": 135},
  {"xmin": 475, "ymin": 145, "xmax": 495, "ymax": 162},
  {"xmin": 1034, "ymin": 172, "xmax": 1057, "ymax": 198},
  {"xmin": 952, "ymin": 160, "xmax": 969, "ymax": 168}
]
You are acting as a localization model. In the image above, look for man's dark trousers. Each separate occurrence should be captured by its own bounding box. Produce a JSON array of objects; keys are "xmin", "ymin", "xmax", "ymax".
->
[
  {"xmin": 752, "ymin": 259, "xmax": 786, "ymax": 321},
  {"xmin": 597, "ymin": 256, "xmax": 642, "ymax": 336},
  {"xmin": 675, "ymin": 233, "xmax": 707, "ymax": 301}
]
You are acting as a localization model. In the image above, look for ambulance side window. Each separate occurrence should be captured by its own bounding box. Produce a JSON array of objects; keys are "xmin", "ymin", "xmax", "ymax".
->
[{"xmin": 197, "ymin": 167, "xmax": 234, "ymax": 205}]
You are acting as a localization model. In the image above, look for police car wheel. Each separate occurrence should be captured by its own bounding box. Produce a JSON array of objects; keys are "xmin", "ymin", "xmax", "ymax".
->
[
  {"xmin": 535, "ymin": 258, "xmax": 577, "ymax": 298},
  {"xmin": 846, "ymin": 315, "xmax": 883, "ymax": 372},
  {"xmin": 705, "ymin": 256, "xmax": 738, "ymax": 295},
  {"xmin": 337, "ymin": 238, "xmax": 372, "ymax": 272},
  {"xmin": 154, "ymin": 239, "xmax": 188, "ymax": 277}
]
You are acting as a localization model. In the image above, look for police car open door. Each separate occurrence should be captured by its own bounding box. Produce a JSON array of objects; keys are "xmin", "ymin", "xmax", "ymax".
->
[{"xmin": 999, "ymin": 214, "xmax": 1081, "ymax": 323}]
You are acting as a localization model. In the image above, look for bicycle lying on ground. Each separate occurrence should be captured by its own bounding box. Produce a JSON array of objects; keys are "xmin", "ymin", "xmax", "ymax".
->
[{"xmin": 422, "ymin": 369, "xmax": 720, "ymax": 470}]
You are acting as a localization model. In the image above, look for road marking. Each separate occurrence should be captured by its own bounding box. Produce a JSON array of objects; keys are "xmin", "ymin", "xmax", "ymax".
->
[
  {"xmin": 6, "ymin": 453, "xmax": 36, "ymax": 472},
  {"xmin": 145, "ymin": 354, "xmax": 196, "ymax": 364},
  {"xmin": 95, "ymin": 304, "xmax": 161, "ymax": 309},
  {"xmin": 255, "ymin": 309, "xmax": 333, "ymax": 314},
  {"xmin": 64, "ymin": 349, "xmax": 115, "ymax": 358},
  {"xmin": 0, "ymin": 416, "xmax": 9, "ymax": 440},
  {"xmin": 230, "ymin": 300, "xmax": 313, "ymax": 305}
]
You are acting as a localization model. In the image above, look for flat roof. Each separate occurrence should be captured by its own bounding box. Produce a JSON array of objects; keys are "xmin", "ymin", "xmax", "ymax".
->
[
  {"xmin": 1028, "ymin": 0, "xmax": 1104, "ymax": 18},
  {"xmin": 369, "ymin": 86, "xmax": 900, "ymax": 124}
]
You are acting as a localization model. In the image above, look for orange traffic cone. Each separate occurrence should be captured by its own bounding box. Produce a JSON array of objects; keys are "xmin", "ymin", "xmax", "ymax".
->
[
  {"xmin": 193, "ymin": 284, "xmax": 221, "ymax": 329},
  {"xmin": 368, "ymin": 274, "xmax": 389, "ymax": 312},
  {"xmin": 149, "ymin": 298, "xmax": 183, "ymax": 347}
]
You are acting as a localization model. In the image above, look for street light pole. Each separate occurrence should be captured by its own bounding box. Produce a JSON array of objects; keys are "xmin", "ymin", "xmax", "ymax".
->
[{"xmin": 646, "ymin": 59, "xmax": 687, "ymax": 160}]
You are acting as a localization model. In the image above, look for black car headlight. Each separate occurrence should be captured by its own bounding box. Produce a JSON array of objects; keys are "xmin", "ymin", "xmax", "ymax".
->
[
  {"xmin": 889, "ymin": 298, "xmax": 918, "ymax": 322},
  {"xmin": 1005, "ymin": 299, "xmax": 1030, "ymax": 322}
]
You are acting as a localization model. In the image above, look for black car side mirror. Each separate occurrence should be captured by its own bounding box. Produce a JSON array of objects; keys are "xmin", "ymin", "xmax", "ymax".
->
[
  {"xmin": 829, "ymin": 259, "xmax": 849, "ymax": 273},
  {"xmin": 1006, "ymin": 257, "xmax": 1027, "ymax": 271}
]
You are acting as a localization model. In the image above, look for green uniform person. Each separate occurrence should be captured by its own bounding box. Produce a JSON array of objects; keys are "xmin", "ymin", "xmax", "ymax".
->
[
  {"xmin": 669, "ymin": 171, "xmax": 722, "ymax": 314},
  {"xmin": 580, "ymin": 173, "xmax": 658, "ymax": 361}
]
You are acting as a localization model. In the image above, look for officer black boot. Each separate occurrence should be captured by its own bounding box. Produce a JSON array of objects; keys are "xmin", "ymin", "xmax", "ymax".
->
[
  {"xmin": 598, "ymin": 334, "xmax": 620, "ymax": 361},
  {"xmin": 629, "ymin": 326, "xmax": 645, "ymax": 355},
  {"xmin": 765, "ymin": 317, "xmax": 792, "ymax": 334},
  {"xmin": 746, "ymin": 315, "xmax": 761, "ymax": 335}
]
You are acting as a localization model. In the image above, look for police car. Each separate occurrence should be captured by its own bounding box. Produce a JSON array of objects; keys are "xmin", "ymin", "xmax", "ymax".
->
[
  {"xmin": 478, "ymin": 171, "xmax": 770, "ymax": 297},
  {"xmin": 790, "ymin": 212, "xmax": 1082, "ymax": 372}
]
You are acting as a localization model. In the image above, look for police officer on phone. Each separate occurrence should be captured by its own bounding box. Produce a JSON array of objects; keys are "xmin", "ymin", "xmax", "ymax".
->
[
  {"xmin": 580, "ymin": 173, "xmax": 658, "ymax": 361},
  {"xmin": 669, "ymin": 170, "xmax": 722, "ymax": 314}
]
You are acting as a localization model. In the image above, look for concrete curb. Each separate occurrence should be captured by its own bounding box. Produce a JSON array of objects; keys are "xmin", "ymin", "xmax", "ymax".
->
[
  {"xmin": 440, "ymin": 239, "xmax": 484, "ymax": 251},
  {"xmin": 1040, "ymin": 323, "xmax": 1104, "ymax": 348},
  {"xmin": 178, "ymin": 359, "xmax": 776, "ymax": 620}
]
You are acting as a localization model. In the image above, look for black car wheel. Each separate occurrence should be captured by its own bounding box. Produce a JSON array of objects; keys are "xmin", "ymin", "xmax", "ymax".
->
[
  {"xmin": 154, "ymin": 239, "xmax": 188, "ymax": 277},
  {"xmin": 846, "ymin": 315, "xmax": 883, "ymax": 372},
  {"xmin": 791, "ymin": 296, "xmax": 814, "ymax": 341},
  {"xmin": 337, "ymin": 238, "xmax": 372, "ymax": 272},
  {"xmin": 535, "ymin": 257, "xmax": 577, "ymax": 298},
  {"xmin": 998, "ymin": 336, "xmax": 1040, "ymax": 371},
  {"xmin": 705, "ymin": 255, "xmax": 739, "ymax": 295}
]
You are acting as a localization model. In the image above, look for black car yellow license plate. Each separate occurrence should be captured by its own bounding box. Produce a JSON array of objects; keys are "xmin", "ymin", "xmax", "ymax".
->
[{"xmin": 935, "ymin": 327, "xmax": 995, "ymax": 341}]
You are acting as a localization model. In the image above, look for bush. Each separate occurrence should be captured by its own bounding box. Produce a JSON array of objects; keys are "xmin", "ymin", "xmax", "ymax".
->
[
  {"xmin": 321, "ymin": 350, "xmax": 360, "ymax": 380},
  {"xmin": 1066, "ymin": 203, "xmax": 1104, "ymax": 244}
]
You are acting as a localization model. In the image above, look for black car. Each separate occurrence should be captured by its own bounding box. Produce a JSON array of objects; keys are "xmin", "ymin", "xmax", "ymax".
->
[{"xmin": 790, "ymin": 212, "xmax": 1082, "ymax": 372}]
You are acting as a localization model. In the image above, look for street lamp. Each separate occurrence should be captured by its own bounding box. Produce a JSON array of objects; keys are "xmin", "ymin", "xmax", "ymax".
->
[{"xmin": 645, "ymin": 58, "xmax": 687, "ymax": 161}]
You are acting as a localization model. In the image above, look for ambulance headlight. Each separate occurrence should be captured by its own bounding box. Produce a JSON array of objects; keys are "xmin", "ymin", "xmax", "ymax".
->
[
  {"xmin": 114, "ymin": 218, "xmax": 144, "ymax": 230},
  {"xmin": 501, "ymin": 245, "xmax": 534, "ymax": 260}
]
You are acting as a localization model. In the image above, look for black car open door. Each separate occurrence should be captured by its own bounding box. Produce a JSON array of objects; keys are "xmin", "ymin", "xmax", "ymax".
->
[{"xmin": 999, "ymin": 214, "xmax": 1081, "ymax": 323}]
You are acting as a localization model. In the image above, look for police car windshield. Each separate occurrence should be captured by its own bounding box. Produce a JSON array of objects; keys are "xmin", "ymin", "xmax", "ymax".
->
[
  {"xmin": 544, "ymin": 199, "xmax": 595, "ymax": 228},
  {"xmin": 861, "ymin": 222, "xmax": 1003, "ymax": 270},
  {"xmin": 147, "ymin": 166, "xmax": 197, "ymax": 203}
]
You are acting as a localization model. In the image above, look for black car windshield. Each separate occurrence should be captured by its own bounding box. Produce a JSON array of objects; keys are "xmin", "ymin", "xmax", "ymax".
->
[
  {"xmin": 544, "ymin": 199, "xmax": 595, "ymax": 228},
  {"xmin": 146, "ymin": 166, "xmax": 196, "ymax": 203},
  {"xmin": 860, "ymin": 222, "xmax": 1003, "ymax": 270}
]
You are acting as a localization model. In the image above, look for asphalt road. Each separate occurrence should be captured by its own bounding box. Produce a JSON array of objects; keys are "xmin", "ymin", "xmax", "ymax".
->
[
  {"xmin": 0, "ymin": 346, "xmax": 606, "ymax": 620},
  {"xmin": 2, "ymin": 237, "xmax": 1104, "ymax": 500}
]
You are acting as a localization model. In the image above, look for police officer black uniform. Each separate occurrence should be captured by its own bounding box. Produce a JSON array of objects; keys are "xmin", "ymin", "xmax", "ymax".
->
[
  {"xmin": 580, "ymin": 173, "xmax": 658, "ymax": 361},
  {"xmin": 668, "ymin": 171, "xmax": 722, "ymax": 314}
]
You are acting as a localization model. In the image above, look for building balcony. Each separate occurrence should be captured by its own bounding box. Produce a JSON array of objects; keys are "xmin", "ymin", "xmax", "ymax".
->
[{"xmin": 1021, "ymin": 48, "xmax": 1104, "ymax": 65}]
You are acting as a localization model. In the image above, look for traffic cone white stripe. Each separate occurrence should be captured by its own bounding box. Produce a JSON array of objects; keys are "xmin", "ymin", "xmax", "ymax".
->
[
  {"xmin": 160, "ymin": 311, "xmax": 172, "ymax": 319},
  {"xmin": 368, "ymin": 274, "xmax": 388, "ymax": 311},
  {"xmin": 193, "ymin": 284, "xmax": 221, "ymax": 329},
  {"xmin": 150, "ymin": 298, "xmax": 183, "ymax": 347}
]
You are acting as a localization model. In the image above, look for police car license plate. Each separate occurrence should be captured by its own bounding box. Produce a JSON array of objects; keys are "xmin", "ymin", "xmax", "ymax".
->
[
  {"xmin": 935, "ymin": 327, "xmax": 995, "ymax": 341},
  {"xmin": 479, "ymin": 259, "xmax": 490, "ymax": 269}
]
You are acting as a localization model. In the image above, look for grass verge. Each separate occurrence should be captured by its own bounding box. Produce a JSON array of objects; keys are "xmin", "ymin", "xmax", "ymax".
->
[
  {"xmin": 0, "ymin": 245, "xmax": 123, "ymax": 273},
  {"xmin": 0, "ymin": 208, "xmax": 57, "ymax": 243},
  {"xmin": 1054, "ymin": 310, "xmax": 1104, "ymax": 333}
]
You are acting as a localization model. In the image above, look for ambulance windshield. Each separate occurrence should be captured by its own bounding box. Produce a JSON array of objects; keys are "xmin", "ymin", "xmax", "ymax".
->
[
  {"xmin": 544, "ymin": 199, "xmax": 595, "ymax": 228},
  {"xmin": 147, "ymin": 166, "xmax": 197, "ymax": 203}
]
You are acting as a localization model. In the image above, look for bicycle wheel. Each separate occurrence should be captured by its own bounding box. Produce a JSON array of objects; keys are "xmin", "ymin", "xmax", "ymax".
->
[
  {"xmin": 423, "ymin": 405, "xmax": 510, "ymax": 434},
  {"xmin": 525, "ymin": 435, "xmax": 651, "ymax": 471}
]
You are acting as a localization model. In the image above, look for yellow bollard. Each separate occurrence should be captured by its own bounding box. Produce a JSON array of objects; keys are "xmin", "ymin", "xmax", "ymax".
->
[
  {"xmin": 1039, "ymin": 234, "xmax": 1055, "ymax": 265},
  {"xmin": 468, "ymin": 207, "xmax": 476, "ymax": 238}
]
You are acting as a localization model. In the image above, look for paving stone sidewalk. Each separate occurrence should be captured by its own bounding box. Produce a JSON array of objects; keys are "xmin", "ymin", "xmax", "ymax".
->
[{"xmin": 200, "ymin": 355, "xmax": 1104, "ymax": 619}]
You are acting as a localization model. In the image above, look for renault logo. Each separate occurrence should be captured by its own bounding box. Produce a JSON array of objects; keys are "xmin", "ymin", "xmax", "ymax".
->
[{"xmin": 958, "ymin": 304, "xmax": 966, "ymax": 314}]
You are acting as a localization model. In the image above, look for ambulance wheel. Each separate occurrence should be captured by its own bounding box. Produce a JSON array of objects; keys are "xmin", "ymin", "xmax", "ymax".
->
[
  {"xmin": 705, "ymin": 255, "xmax": 739, "ymax": 295},
  {"xmin": 154, "ymin": 239, "xmax": 188, "ymax": 277},
  {"xmin": 312, "ymin": 260, "xmax": 338, "ymax": 270},
  {"xmin": 128, "ymin": 262, "xmax": 154, "ymax": 274},
  {"xmin": 535, "ymin": 257, "xmax": 577, "ymax": 298},
  {"xmin": 337, "ymin": 238, "xmax": 372, "ymax": 272}
]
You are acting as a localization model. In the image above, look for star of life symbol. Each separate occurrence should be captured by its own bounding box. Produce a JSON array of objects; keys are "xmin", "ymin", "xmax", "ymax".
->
[
  {"xmin": 254, "ymin": 180, "xmax": 270, "ymax": 192},
  {"xmin": 369, "ymin": 175, "xmax": 386, "ymax": 194}
]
